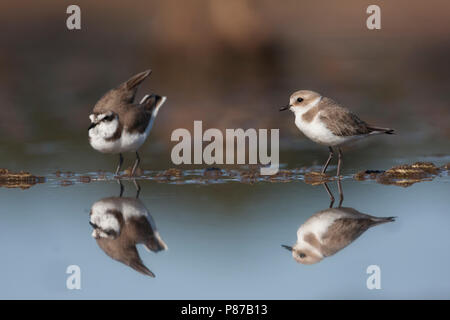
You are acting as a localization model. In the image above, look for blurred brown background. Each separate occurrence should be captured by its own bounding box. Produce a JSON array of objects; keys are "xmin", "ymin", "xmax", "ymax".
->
[{"xmin": 0, "ymin": 0, "xmax": 449, "ymax": 150}]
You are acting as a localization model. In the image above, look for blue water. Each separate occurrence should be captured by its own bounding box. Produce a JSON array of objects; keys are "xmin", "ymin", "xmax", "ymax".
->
[{"xmin": 1, "ymin": 162, "xmax": 449, "ymax": 299}]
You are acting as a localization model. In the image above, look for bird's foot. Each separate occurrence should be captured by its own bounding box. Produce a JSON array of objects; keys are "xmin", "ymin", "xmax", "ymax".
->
[
  {"xmin": 304, "ymin": 171, "xmax": 332, "ymax": 185},
  {"xmin": 124, "ymin": 166, "xmax": 143, "ymax": 177}
]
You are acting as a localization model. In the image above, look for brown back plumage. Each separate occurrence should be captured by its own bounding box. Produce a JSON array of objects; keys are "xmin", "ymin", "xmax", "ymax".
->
[
  {"xmin": 92, "ymin": 69, "xmax": 152, "ymax": 114},
  {"xmin": 319, "ymin": 207, "xmax": 395, "ymax": 257},
  {"xmin": 318, "ymin": 98, "xmax": 372, "ymax": 136},
  {"xmin": 92, "ymin": 70, "xmax": 155, "ymax": 134},
  {"xmin": 96, "ymin": 232, "xmax": 155, "ymax": 277},
  {"xmin": 92, "ymin": 196, "xmax": 167, "ymax": 277},
  {"xmin": 317, "ymin": 97, "xmax": 395, "ymax": 136}
]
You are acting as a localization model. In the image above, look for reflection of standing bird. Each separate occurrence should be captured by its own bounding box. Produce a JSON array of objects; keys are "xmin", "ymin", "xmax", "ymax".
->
[
  {"xmin": 88, "ymin": 70, "xmax": 167, "ymax": 176},
  {"xmin": 280, "ymin": 90, "xmax": 394, "ymax": 176},
  {"xmin": 282, "ymin": 207, "xmax": 394, "ymax": 265},
  {"xmin": 89, "ymin": 197, "xmax": 167, "ymax": 277}
]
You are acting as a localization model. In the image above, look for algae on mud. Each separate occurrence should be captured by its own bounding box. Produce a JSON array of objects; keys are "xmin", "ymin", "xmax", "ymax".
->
[{"xmin": 0, "ymin": 169, "xmax": 45, "ymax": 189}]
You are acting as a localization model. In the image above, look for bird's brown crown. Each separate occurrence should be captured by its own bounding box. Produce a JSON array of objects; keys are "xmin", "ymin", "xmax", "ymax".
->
[{"xmin": 289, "ymin": 90, "xmax": 322, "ymax": 108}]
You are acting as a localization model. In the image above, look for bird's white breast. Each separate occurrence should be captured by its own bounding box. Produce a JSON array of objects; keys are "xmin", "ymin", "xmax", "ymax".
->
[
  {"xmin": 90, "ymin": 201, "xmax": 121, "ymax": 238},
  {"xmin": 298, "ymin": 212, "xmax": 336, "ymax": 240},
  {"xmin": 119, "ymin": 198, "xmax": 148, "ymax": 220},
  {"xmin": 294, "ymin": 111, "xmax": 351, "ymax": 146},
  {"xmin": 297, "ymin": 209, "xmax": 359, "ymax": 242},
  {"xmin": 89, "ymin": 117, "xmax": 151, "ymax": 153}
]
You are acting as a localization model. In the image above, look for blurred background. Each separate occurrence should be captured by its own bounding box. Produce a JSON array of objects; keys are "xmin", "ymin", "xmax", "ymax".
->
[
  {"xmin": 1, "ymin": 1, "xmax": 450, "ymax": 299},
  {"xmin": 0, "ymin": 0, "xmax": 449, "ymax": 172}
]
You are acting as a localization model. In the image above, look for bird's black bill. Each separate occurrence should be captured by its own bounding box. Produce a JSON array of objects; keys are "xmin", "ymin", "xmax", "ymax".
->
[
  {"xmin": 279, "ymin": 105, "xmax": 290, "ymax": 111},
  {"xmin": 88, "ymin": 122, "xmax": 98, "ymax": 131},
  {"xmin": 281, "ymin": 244, "xmax": 293, "ymax": 252},
  {"xmin": 89, "ymin": 221, "xmax": 98, "ymax": 229}
]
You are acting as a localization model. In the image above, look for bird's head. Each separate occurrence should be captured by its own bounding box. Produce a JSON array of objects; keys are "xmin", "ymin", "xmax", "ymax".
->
[
  {"xmin": 281, "ymin": 244, "xmax": 323, "ymax": 265},
  {"xmin": 279, "ymin": 90, "xmax": 322, "ymax": 115},
  {"xmin": 88, "ymin": 111, "xmax": 119, "ymax": 137},
  {"xmin": 89, "ymin": 200, "xmax": 122, "ymax": 240}
]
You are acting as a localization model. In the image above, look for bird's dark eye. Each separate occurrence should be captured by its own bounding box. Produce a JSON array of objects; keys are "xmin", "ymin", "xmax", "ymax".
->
[
  {"xmin": 103, "ymin": 114, "xmax": 114, "ymax": 122},
  {"xmin": 299, "ymin": 253, "xmax": 306, "ymax": 258},
  {"xmin": 105, "ymin": 229, "xmax": 116, "ymax": 236},
  {"xmin": 297, "ymin": 97, "xmax": 304, "ymax": 103}
]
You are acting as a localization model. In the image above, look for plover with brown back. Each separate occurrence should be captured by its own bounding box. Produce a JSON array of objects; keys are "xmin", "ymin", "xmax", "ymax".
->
[
  {"xmin": 282, "ymin": 206, "xmax": 395, "ymax": 265},
  {"xmin": 280, "ymin": 90, "xmax": 394, "ymax": 176},
  {"xmin": 88, "ymin": 70, "xmax": 167, "ymax": 176}
]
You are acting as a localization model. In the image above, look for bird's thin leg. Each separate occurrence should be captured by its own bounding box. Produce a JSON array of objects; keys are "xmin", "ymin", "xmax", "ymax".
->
[
  {"xmin": 115, "ymin": 153, "xmax": 124, "ymax": 176},
  {"xmin": 337, "ymin": 178, "xmax": 344, "ymax": 207},
  {"xmin": 323, "ymin": 182, "xmax": 335, "ymax": 208},
  {"xmin": 337, "ymin": 147, "xmax": 343, "ymax": 177},
  {"xmin": 132, "ymin": 179, "xmax": 141, "ymax": 198},
  {"xmin": 321, "ymin": 147, "xmax": 334, "ymax": 174},
  {"xmin": 117, "ymin": 179, "xmax": 124, "ymax": 197},
  {"xmin": 131, "ymin": 151, "xmax": 140, "ymax": 176}
]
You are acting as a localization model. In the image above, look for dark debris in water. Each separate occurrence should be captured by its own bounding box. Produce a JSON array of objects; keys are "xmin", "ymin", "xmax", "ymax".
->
[
  {"xmin": 4, "ymin": 161, "xmax": 449, "ymax": 189},
  {"xmin": 354, "ymin": 162, "xmax": 449, "ymax": 187},
  {"xmin": 0, "ymin": 168, "xmax": 45, "ymax": 189}
]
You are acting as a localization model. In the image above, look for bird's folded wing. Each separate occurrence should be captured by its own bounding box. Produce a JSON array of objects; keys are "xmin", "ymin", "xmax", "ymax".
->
[
  {"xmin": 319, "ymin": 98, "xmax": 371, "ymax": 136},
  {"xmin": 320, "ymin": 218, "xmax": 373, "ymax": 256},
  {"xmin": 121, "ymin": 105, "xmax": 151, "ymax": 134}
]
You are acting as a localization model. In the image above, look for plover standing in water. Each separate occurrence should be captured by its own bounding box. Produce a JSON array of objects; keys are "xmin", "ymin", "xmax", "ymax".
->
[
  {"xmin": 282, "ymin": 207, "xmax": 395, "ymax": 265},
  {"xmin": 89, "ymin": 70, "xmax": 167, "ymax": 176},
  {"xmin": 280, "ymin": 90, "xmax": 394, "ymax": 176}
]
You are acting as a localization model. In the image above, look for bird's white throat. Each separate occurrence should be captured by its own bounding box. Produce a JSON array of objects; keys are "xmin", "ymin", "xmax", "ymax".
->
[
  {"xmin": 88, "ymin": 113, "xmax": 145, "ymax": 153},
  {"xmin": 290, "ymin": 96, "xmax": 322, "ymax": 118},
  {"xmin": 89, "ymin": 115, "xmax": 119, "ymax": 140},
  {"xmin": 90, "ymin": 201, "xmax": 121, "ymax": 239}
]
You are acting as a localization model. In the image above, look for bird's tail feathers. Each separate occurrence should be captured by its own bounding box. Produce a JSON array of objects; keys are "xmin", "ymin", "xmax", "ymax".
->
[
  {"xmin": 140, "ymin": 94, "xmax": 167, "ymax": 114},
  {"xmin": 367, "ymin": 126, "xmax": 395, "ymax": 135},
  {"xmin": 371, "ymin": 216, "xmax": 396, "ymax": 226},
  {"xmin": 144, "ymin": 231, "xmax": 168, "ymax": 253}
]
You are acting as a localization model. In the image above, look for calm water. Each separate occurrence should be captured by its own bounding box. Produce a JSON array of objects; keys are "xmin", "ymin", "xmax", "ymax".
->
[{"xmin": 0, "ymin": 141, "xmax": 449, "ymax": 299}]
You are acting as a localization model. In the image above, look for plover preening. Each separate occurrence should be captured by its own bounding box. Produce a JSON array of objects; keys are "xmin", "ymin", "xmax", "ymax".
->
[
  {"xmin": 280, "ymin": 90, "xmax": 394, "ymax": 176},
  {"xmin": 282, "ymin": 207, "xmax": 395, "ymax": 265},
  {"xmin": 89, "ymin": 196, "xmax": 168, "ymax": 277},
  {"xmin": 89, "ymin": 70, "xmax": 167, "ymax": 176}
]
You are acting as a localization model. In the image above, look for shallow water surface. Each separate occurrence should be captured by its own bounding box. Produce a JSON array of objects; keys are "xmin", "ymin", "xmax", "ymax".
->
[{"xmin": 1, "ymin": 145, "xmax": 449, "ymax": 299}]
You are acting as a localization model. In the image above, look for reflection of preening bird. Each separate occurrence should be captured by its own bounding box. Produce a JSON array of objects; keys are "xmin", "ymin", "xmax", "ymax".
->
[
  {"xmin": 89, "ymin": 197, "xmax": 167, "ymax": 277},
  {"xmin": 282, "ymin": 207, "xmax": 394, "ymax": 265},
  {"xmin": 88, "ymin": 70, "xmax": 167, "ymax": 176}
]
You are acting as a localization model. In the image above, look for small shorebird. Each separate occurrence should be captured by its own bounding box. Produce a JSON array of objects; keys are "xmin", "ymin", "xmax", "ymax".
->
[
  {"xmin": 89, "ymin": 196, "xmax": 168, "ymax": 277},
  {"xmin": 88, "ymin": 70, "xmax": 167, "ymax": 176},
  {"xmin": 282, "ymin": 207, "xmax": 395, "ymax": 265},
  {"xmin": 280, "ymin": 90, "xmax": 394, "ymax": 176}
]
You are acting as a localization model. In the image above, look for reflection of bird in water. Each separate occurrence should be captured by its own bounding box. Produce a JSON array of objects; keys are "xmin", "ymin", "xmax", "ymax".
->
[
  {"xmin": 282, "ymin": 206, "xmax": 395, "ymax": 265},
  {"xmin": 89, "ymin": 196, "xmax": 167, "ymax": 277}
]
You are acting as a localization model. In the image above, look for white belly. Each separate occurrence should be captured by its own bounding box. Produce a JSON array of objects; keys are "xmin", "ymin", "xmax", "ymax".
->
[
  {"xmin": 89, "ymin": 126, "xmax": 150, "ymax": 154},
  {"xmin": 298, "ymin": 209, "xmax": 350, "ymax": 241},
  {"xmin": 295, "ymin": 114, "xmax": 363, "ymax": 146}
]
